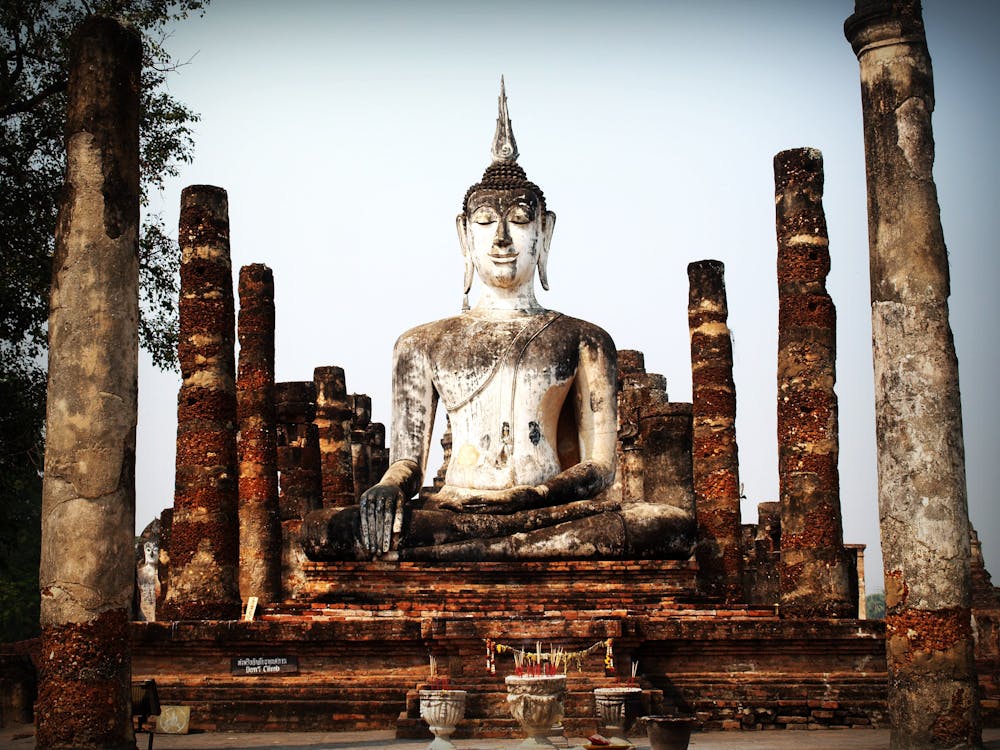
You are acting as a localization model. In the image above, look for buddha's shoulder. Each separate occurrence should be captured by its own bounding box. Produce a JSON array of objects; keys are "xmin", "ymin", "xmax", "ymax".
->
[
  {"xmin": 395, "ymin": 314, "xmax": 466, "ymax": 341},
  {"xmin": 392, "ymin": 311, "xmax": 615, "ymax": 351},
  {"xmin": 392, "ymin": 315, "xmax": 468, "ymax": 353},
  {"xmin": 547, "ymin": 312, "xmax": 616, "ymax": 350}
]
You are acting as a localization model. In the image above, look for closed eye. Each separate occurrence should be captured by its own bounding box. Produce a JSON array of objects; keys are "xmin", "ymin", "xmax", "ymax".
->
[
  {"xmin": 508, "ymin": 204, "xmax": 533, "ymax": 224},
  {"xmin": 471, "ymin": 207, "xmax": 499, "ymax": 225}
]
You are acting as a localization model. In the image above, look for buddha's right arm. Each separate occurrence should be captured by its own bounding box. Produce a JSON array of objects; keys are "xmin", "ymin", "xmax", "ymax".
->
[
  {"xmin": 386, "ymin": 329, "xmax": 438, "ymax": 499},
  {"xmin": 372, "ymin": 458, "xmax": 423, "ymax": 501}
]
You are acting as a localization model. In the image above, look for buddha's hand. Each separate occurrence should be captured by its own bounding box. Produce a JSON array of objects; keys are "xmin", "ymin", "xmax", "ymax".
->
[
  {"xmin": 434, "ymin": 484, "xmax": 551, "ymax": 515},
  {"xmin": 358, "ymin": 484, "xmax": 404, "ymax": 555}
]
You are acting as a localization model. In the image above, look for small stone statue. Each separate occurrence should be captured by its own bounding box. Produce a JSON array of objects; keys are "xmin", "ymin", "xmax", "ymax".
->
[
  {"xmin": 136, "ymin": 541, "xmax": 159, "ymax": 621},
  {"xmin": 304, "ymin": 81, "xmax": 694, "ymax": 561}
]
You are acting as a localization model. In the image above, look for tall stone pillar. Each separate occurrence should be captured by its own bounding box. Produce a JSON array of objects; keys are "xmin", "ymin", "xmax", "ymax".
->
[
  {"xmin": 687, "ymin": 260, "xmax": 743, "ymax": 602},
  {"xmin": 36, "ymin": 17, "xmax": 140, "ymax": 749},
  {"xmin": 161, "ymin": 185, "xmax": 241, "ymax": 621},
  {"xmin": 773, "ymin": 148, "xmax": 853, "ymax": 618},
  {"xmin": 275, "ymin": 381, "xmax": 322, "ymax": 599},
  {"xmin": 845, "ymin": 2, "xmax": 981, "ymax": 746},
  {"xmin": 313, "ymin": 366, "xmax": 355, "ymax": 507},
  {"xmin": 236, "ymin": 264, "xmax": 282, "ymax": 604}
]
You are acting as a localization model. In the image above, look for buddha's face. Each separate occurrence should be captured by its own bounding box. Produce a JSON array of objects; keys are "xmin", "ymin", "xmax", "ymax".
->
[{"xmin": 460, "ymin": 188, "xmax": 553, "ymax": 292}]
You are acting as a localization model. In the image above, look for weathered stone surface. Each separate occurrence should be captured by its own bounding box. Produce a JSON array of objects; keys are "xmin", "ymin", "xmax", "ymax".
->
[
  {"xmin": 161, "ymin": 184, "xmax": 241, "ymax": 621},
  {"xmin": 743, "ymin": 501, "xmax": 781, "ymax": 606},
  {"xmin": 155, "ymin": 507, "xmax": 172, "ymax": 615},
  {"xmin": 774, "ymin": 148, "xmax": 853, "ymax": 618},
  {"xmin": 970, "ymin": 528, "xmax": 1000, "ymax": 726},
  {"xmin": 687, "ymin": 260, "xmax": 743, "ymax": 602},
  {"xmin": 609, "ymin": 350, "xmax": 694, "ymax": 518},
  {"xmin": 36, "ymin": 16, "xmax": 140, "ymax": 748},
  {"xmin": 276, "ymin": 381, "xmax": 322, "ymax": 599},
  {"xmin": 313, "ymin": 366, "xmax": 355, "ymax": 507},
  {"xmin": 846, "ymin": 1, "xmax": 981, "ymax": 745},
  {"xmin": 237, "ymin": 264, "xmax": 281, "ymax": 604},
  {"xmin": 367, "ymin": 421, "xmax": 390, "ymax": 489}
]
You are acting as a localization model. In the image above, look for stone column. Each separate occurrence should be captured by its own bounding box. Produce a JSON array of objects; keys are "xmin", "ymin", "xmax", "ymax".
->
[
  {"xmin": 275, "ymin": 381, "xmax": 322, "ymax": 599},
  {"xmin": 617, "ymin": 350, "xmax": 655, "ymax": 504},
  {"xmin": 845, "ymin": 2, "xmax": 981, "ymax": 746},
  {"xmin": 161, "ymin": 185, "xmax": 241, "ymax": 621},
  {"xmin": 313, "ymin": 366, "xmax": 355, "ymax": 507},
  {"xmin": 349, "ymin": 393, "xmax": 373, "ymax": 498},
  {"xmin": 36, "ymin": 17, "xmax": 140, "ymax": 749},
  {"xmin": 687, "ymin": 260, "xmax": 743, "ymax": 602},
  {"xmin": 236, "ymin": 264, "xmax": 282, "ymax": 604},
  {"xmin": 367, "ymin": 422, "xmax": 390, "ymax": 487},
  {"xmin": 774, "ymin": 148, "xmax": 853, "ymax": 618},
  {"xmin": 155, "ymin": 508, "xmax": 172, "ymax": 614}
]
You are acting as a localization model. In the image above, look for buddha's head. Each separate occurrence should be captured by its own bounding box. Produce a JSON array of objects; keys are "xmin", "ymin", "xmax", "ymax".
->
[{"xmin": 457, "ymin": 80, "xmax": 556, "ymax": 305}]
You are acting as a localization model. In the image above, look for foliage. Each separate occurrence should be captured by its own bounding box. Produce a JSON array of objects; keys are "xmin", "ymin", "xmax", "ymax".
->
[
  {"xmin": 0, "ymin": 0, "xmax": 207, "ymax": 641},
  {"xmin": 865, "ymin": 591, "xmax": 885, "ymax": 620},
  {"xmin": 0, "ymin": 361, "xmax": 43, "ymax": 640}
]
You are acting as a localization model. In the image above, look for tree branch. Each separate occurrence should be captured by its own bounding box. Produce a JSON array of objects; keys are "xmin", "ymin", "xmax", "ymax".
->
[
  {"xmin": 0, "ymin": 24, "xmax": 27, "ymax": 107},
  {"xmin": 0, "ymin": 78, "xmax": 66, "ymax": 118}
]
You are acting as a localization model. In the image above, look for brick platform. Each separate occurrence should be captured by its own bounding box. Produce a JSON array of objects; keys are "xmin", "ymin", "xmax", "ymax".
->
[{"xmin": 129, "ymin": 559, "xmax": 890, "ymax": 736}]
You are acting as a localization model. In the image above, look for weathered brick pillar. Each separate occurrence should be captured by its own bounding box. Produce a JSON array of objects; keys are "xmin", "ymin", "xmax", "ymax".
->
[
  {"xmin": 161, "ymin": 185, "xmax": 241, "ymax": 621},
  {"xmin": 313, "ymin": 366, "xmax": 356, "ymax": 506},
  {"xmin": 275, "ymin": 381, "xmax": 322, "ymax": 599},
  {"xmin": 236, "ymin": 264, "xmax": 281, "ymax": 604},
  {"xmin": 367, "ymin": 422, "xmax": 389, "ymax": 487},
  {"xmin": 687, "ymin": 260, "xmax": 743, "ymax": 602},
  {"xmin": 774, "ymin": 148, "xmax": 854, "ymax": 618},
  {"xmin": 845, "ymin": 2, "xmax": 981, "ymax": 746},
  {"xmin": 36, "ymin": 17, "xmax": 140, "ymax": 749},
  {"xmin": 431, "ymin": 418, "xmax": 452, "ymax": 492},
  {"xmin": 350, "ymin": 393, "xmax": 373, "ymax": 499},
  {"xmin": 155, "ymin": 508, "xmax": 172, "ymax": 614},
  {"xmin": 615, "ymin": 351, "xmax": 647, "ymax": 504}
]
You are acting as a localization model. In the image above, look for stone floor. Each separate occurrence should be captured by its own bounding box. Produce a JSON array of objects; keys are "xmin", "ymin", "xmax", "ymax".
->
[{"xmin": 1, "ymin": 726, "xmax": 998, "ymax": 750}]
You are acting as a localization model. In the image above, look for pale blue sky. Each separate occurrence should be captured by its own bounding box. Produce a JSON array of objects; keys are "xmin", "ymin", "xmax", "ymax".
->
[{"xmin": 139, "ymin": 1, "xmax": 1000, "ymax": 588}]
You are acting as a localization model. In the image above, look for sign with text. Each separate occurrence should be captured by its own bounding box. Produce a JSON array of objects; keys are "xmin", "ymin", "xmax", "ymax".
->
[{"xmin": 231, "ymin": 655, "xmax": 299, "ymax": 676}]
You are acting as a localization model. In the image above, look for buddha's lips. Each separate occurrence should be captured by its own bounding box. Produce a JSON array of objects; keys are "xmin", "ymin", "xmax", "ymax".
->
[{"xmin": 489, "ymin": 253, "xmax": 518, "ymax": 263}]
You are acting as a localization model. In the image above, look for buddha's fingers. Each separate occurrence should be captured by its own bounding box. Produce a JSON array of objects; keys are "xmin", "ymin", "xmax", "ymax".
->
[
  {"xmin": 380, "ymin": 496, "xmax": 394, "ymax": 554},
  {"xmin": 359, "ymin": 501, "xmax": 371, "ymax": 552}
]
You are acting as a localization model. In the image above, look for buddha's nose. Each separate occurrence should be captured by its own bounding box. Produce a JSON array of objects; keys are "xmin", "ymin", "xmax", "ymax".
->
[{"xmin": 493, "ymin": 218, "xmax": 512, "ymax": 248}]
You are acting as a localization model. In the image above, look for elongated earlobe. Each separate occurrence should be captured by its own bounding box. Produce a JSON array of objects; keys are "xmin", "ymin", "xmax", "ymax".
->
[
  {"xmin": 537, "ymin": 210, "xmax": 556, "ymax": 291},
  {"xmin": 463, "ymin": 255, "xmax": 474, "ymax": 310},
  {"xmin": 457, "ymin": 213, "xmax": 474, "ymax": 310}
]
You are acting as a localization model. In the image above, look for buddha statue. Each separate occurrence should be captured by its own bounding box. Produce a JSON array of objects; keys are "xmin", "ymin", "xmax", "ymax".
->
[{"xmin": 303, "ymin": 82, "xmax": 695, "ymax": 561}]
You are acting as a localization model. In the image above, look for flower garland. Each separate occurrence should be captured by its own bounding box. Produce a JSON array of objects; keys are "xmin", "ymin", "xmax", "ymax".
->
[{"xmin": 484, "ymin": 638, "xmax": 614, "ymax": 676}]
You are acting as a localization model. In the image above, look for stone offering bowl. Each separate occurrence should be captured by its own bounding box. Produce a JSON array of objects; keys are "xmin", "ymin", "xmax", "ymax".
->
[
  {"xmin": 640, "ymin": 715, "xmax": 698, "ymax": 750},
  {"xmin": 505, "ymin": 674, "xmax": 567, "ymax": 748},
  {"xmin": 594, "ymin": 686, "xmax": 642, "ymax": 745},
  {"xmin": 419, "ymin": 689, "xmax": 467, "ymax": 750}
]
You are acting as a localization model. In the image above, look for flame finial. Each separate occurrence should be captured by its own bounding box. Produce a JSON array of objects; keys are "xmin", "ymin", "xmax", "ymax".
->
[{"xmin": 491, "ymin": 76, "xmax": 519, "ymax": 164}]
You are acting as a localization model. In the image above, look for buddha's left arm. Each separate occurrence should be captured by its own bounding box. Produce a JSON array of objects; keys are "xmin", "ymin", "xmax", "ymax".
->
[{"xmin": 541, "ymin": 328, "xmax": 618, "ymax": 503}]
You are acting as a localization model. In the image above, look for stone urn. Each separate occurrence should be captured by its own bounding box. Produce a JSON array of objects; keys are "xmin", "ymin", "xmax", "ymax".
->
[
  {"xmin": 641, "ymin": 715, "xmax": 697, "ymax": 750},
  {"xmin": 594, "ymin": 686, "xmax": 642, "ymax": 745},
  {"xmin": 505, "ymin": 674, "xmax": 566, "ymax": 748},
  {"xmin": 419, "ymin": 689, "xmax": 467, "ymax": 750}
]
